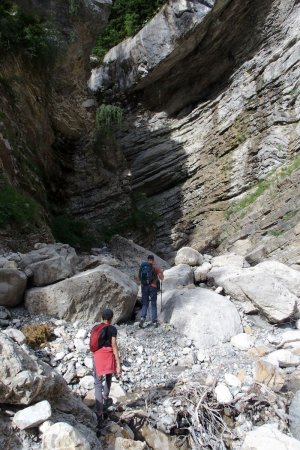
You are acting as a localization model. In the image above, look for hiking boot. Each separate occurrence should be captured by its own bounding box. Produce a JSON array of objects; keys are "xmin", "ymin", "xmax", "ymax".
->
[
  {"xmin": 96, "ymin": 413, "xmax": 104, "ymax": 429},
  {"xmin": 103, "ymin": 397, "xmax": 113, "ymax": 410},
  {"xmin": 139, "ymin": 318, "xmax": 145, "ymax": 328}
]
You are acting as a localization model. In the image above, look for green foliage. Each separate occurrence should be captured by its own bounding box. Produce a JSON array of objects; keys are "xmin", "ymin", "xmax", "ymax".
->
[
  {"xmin": 69, "ymin": 0, "xmax": 81, "ymax": 16},
  {"xmin": 225, "ymin": 178, "xmax": 271, "ymax": 218},
  {"xmin": 22, "ymin": 323, "xmax": 52, "ymax": 349},
  {"xmin": 96, "ymin": 104, "xmax": 124, "ymax": 134},
  {"xmin": 225, "ymin": 153, "xmax": 300, "ymax": 219},
  {"xmin": 0, "ymin": 1, "xmax": 58, "ymax": 62},
  {"xmin": 278, "ymin": 154, "xmax": 300, "ymax": 178},
  {"xmin": 101, "ymin": 192, "xmax": 159, "ymax": 240},
  {"xmin": 269, "ymin": 229, "xmax": 285, "ymax": 237},
  {"xmin": 283, "ymin": 210, "xmax": 297, "ymax": 220},
  {"xmin": 92, "ymin": 0, "xmax": 165, "ymax": 61},
  {"xmin": 51, "ymin": 215, "xmax": 98, "ymax": 250},
  {"xmin": 0, "ymin": 183, "xmax": 40, "ymax": 229}
]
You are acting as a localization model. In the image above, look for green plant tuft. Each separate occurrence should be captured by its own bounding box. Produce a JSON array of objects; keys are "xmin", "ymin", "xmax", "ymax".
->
[
  {"xmin": 0, "ymin": 183, "xmax": 41, "ymax": 229},
  {"xmin": 22, "ymin": 323, "xmax": 52, "ymax": 349},
  {"xmin": 51, "ymin": 215, "xmax": 98, "ymax": 250},
  {"xmin": 96, "ymin": 104, "xmax": 124, "ymax": 134},
  {"xmin": 69, "ymin": 0, "xmax": 81, "ymax": 16},
  {"xmin": 100, "ymin": 191, "xmax": 159, "ymax": 240}
]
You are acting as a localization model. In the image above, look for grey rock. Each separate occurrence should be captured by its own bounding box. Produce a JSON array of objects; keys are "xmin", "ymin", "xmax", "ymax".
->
[
  {"xmin": 4, "ymin": 328, "xmax": 26, "ymax": 344},
  {"xmin": 289, "ymin": 390, "xmax": 300, "ymax": 440},
  {"xmin": 0, "ymin": 306, "xmax": 11, "ymax": 320},
  {"xmin": 0, "ymin": 269, "xmax": 27, "ymax": 307},
  {"xmin": 28, "ymin": 256, "xmax": 73, "ymax": 287},
  {"xmin": 25, "ymin": 265, "xmax": 138, "ymax": 323},
  {"xmin": 0, "ymin": 331, "xmax": 66, "ymax": 405}
]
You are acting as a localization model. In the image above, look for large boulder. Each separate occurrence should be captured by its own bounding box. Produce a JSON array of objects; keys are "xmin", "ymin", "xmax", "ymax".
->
[
  {"xmin": 25, "ymin": 265, "xmax": 138, "ymax": 323},
  {"xmin": 289, "ymin": 390, "xmax": 300, "ymax": 440},
  {"xmin": 27, "ymin": 256, "xmax": 73, "ymax": 287},
  {"xmin": 211, "ymin": 253, "xmax": 249, "ymax": 269},
  {"xmin": 42, "ymin": 422, "xmax": 92, "ymax": 450},
  {"xmin": 241, "ymin": 423, "xmax": 300, "ymax": 450},
  {"xmin": 0, "ymin": 269, "xmax": 27, "ymax": 307},
  {"xmin": 16, "ymin": 244, "xmax": 78, "ymax": 287},
  {"xmin": 162, "ymin": 264, "xmax": 194, "ymax": 291},
  {"xmin": 159, "ymin": 288, "xmax": 242, "ymax": 349},
  {"xmin": 0, "ymin": 332, "xmax": 66, "ymax": 405},
  {"xmin": 208, "ymin": 265, "xmax": 298, "ymax": 322},
  {"xmin": 175, "ymin": 247, "xmax": 203, "ymax": 266},
  {"xmin": 256, "ymin": 260, "xmax": 300, "ymax": 297}
]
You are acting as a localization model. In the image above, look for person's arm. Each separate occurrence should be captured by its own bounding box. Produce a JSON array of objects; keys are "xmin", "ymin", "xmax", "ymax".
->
[
  {"xmin": 111, "ymin": 336, "xmax": 121, "ymax": 374},
  {"xmin": 158, "ymin": 267, "xmax": 164, "ymax": 281}
]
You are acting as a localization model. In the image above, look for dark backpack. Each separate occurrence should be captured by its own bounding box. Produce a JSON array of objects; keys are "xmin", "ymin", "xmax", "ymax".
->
[
  {"xmin": 90, "ymin": 323, "xmax": 109, "ymax": 353},
  {"xmin": 139, "ymin": 261, "xmax": 156, "ymax": 286}
]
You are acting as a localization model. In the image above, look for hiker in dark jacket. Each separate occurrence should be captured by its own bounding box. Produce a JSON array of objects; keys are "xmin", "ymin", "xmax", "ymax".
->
[
  {"xmin": 139, "ymin": 255, "xmax": 164, "ymax": 328},
  {"xmin": 93, "ymin": 308, "xmax": 121, "ymax": 425}
]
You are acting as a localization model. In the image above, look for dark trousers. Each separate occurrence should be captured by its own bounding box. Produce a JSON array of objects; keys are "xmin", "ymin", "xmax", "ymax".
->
[{"xmin": 141, "ymin": 285, "xmax": 158, "ymax": 322}]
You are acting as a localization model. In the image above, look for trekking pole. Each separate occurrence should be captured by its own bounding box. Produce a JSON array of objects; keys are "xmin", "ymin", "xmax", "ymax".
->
[{"xmin": 160, "ymin": 281, "xmax": 163, "ymax": 313}]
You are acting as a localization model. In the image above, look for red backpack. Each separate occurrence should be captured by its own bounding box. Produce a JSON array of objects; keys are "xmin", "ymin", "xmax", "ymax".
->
[{"xmin": 90, "ymin": 323, "xmax": 109, "ymax": 353}]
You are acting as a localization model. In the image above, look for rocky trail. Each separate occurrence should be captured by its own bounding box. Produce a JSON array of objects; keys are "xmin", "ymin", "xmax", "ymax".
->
[{"xmin": 0, "ymin": 238, "xmax": 300, "ymax": 450}]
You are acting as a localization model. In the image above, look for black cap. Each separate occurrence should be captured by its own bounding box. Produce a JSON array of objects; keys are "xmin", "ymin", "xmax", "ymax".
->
[
  {"xmin": 147, "ymin": 255, "xmax": 154, "ymax": 260},
  {"xmin": 102, "ymin": 308, "xmax": 114, "ymax": 320}
]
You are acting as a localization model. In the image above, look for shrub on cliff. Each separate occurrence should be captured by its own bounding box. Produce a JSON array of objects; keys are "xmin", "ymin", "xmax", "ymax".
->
[
  {"xmin": 0, "ymin": 1, "xmax": 59, "ymax": 62},
  {"xmin": 0, "ymin": 182, "xmax": 41, "ymax": 229},
  {"xmin": 92, "ymin": 0, "xmax": 165, "ymax": 61}
]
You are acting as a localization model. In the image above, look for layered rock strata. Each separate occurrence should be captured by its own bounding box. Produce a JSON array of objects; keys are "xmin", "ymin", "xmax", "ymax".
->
[{"xmin": 89, "ymin": 0, "xmax": 300, "ymax": 263}]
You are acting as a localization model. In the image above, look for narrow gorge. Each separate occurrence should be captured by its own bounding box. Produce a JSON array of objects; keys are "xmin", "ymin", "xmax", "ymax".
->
[{"xmin": 0, "ymin": 0, "xmax": 300, "ymax": 449}]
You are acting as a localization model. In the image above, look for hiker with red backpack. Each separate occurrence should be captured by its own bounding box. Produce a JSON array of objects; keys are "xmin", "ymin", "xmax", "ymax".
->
[
  {"xmin": 139, "ymin": 254, "xmax": 164, "ymax": 328},
  {"xmin": 89, "ymin": 308, "xmax": 121, "ymax": 426}
]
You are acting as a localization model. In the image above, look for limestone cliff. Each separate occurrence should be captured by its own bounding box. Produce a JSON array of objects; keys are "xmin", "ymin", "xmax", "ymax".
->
[
  {"xmin": 88, "ymin": 0, "xmax": 300, "ymax": 267},
  {"xmin": 1, "ymin": 0, "xmax": 299, "ymax": 268}
]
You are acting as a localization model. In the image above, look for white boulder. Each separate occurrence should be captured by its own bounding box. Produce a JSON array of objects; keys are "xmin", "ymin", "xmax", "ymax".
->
[
  {"xmin": 264, "ymin": 349, "xmax": 300, "ymax": 368},
  {"xmin": 215, "ymin": 384, "xmax": 233, "ymax": 404},
  {"xmin": 194, "ymin": 262, "xmax": 212, "ymax": 282},
  {"xmin": 13, "ymin": 400, "xmax": 51, "ymax": 430},
  {"xmin": 42, "ymin": 422, "xmax": 91, "ymax": 450},
  {"xmin": 242, "ymin": 423, "xmax": 300, "ymax": 450},
  {"xmin": 225, "ymin": 373, "xmax": 242, "ymax": 388},
  {"xmin": 212, "ymin": 254, "xmax": 249, "ymax": 268},
  {"xmin": 208, "ymin": 266, "xmax": 297, "ymax": 323},
  {"xmin": 160, "ymin": 288, "xmax": 242, "ymax": 349},
  {"xmin": 162, "ymin": 264, "xmax": 194, "ymax": 291},
  {"xmin": 289, "ymin": 390, "xmax": 300, "ymax": 440},
  {"xmin": 175, "ymin": 247, "xmax": 203, "ymax": 266},
  {"xmin": 231, "ymin": 333, "xmax": 255, "ymax": 351},
  {"xmin": 25, "ymin": 265, "xmax": 138, "ymax": 323}
]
